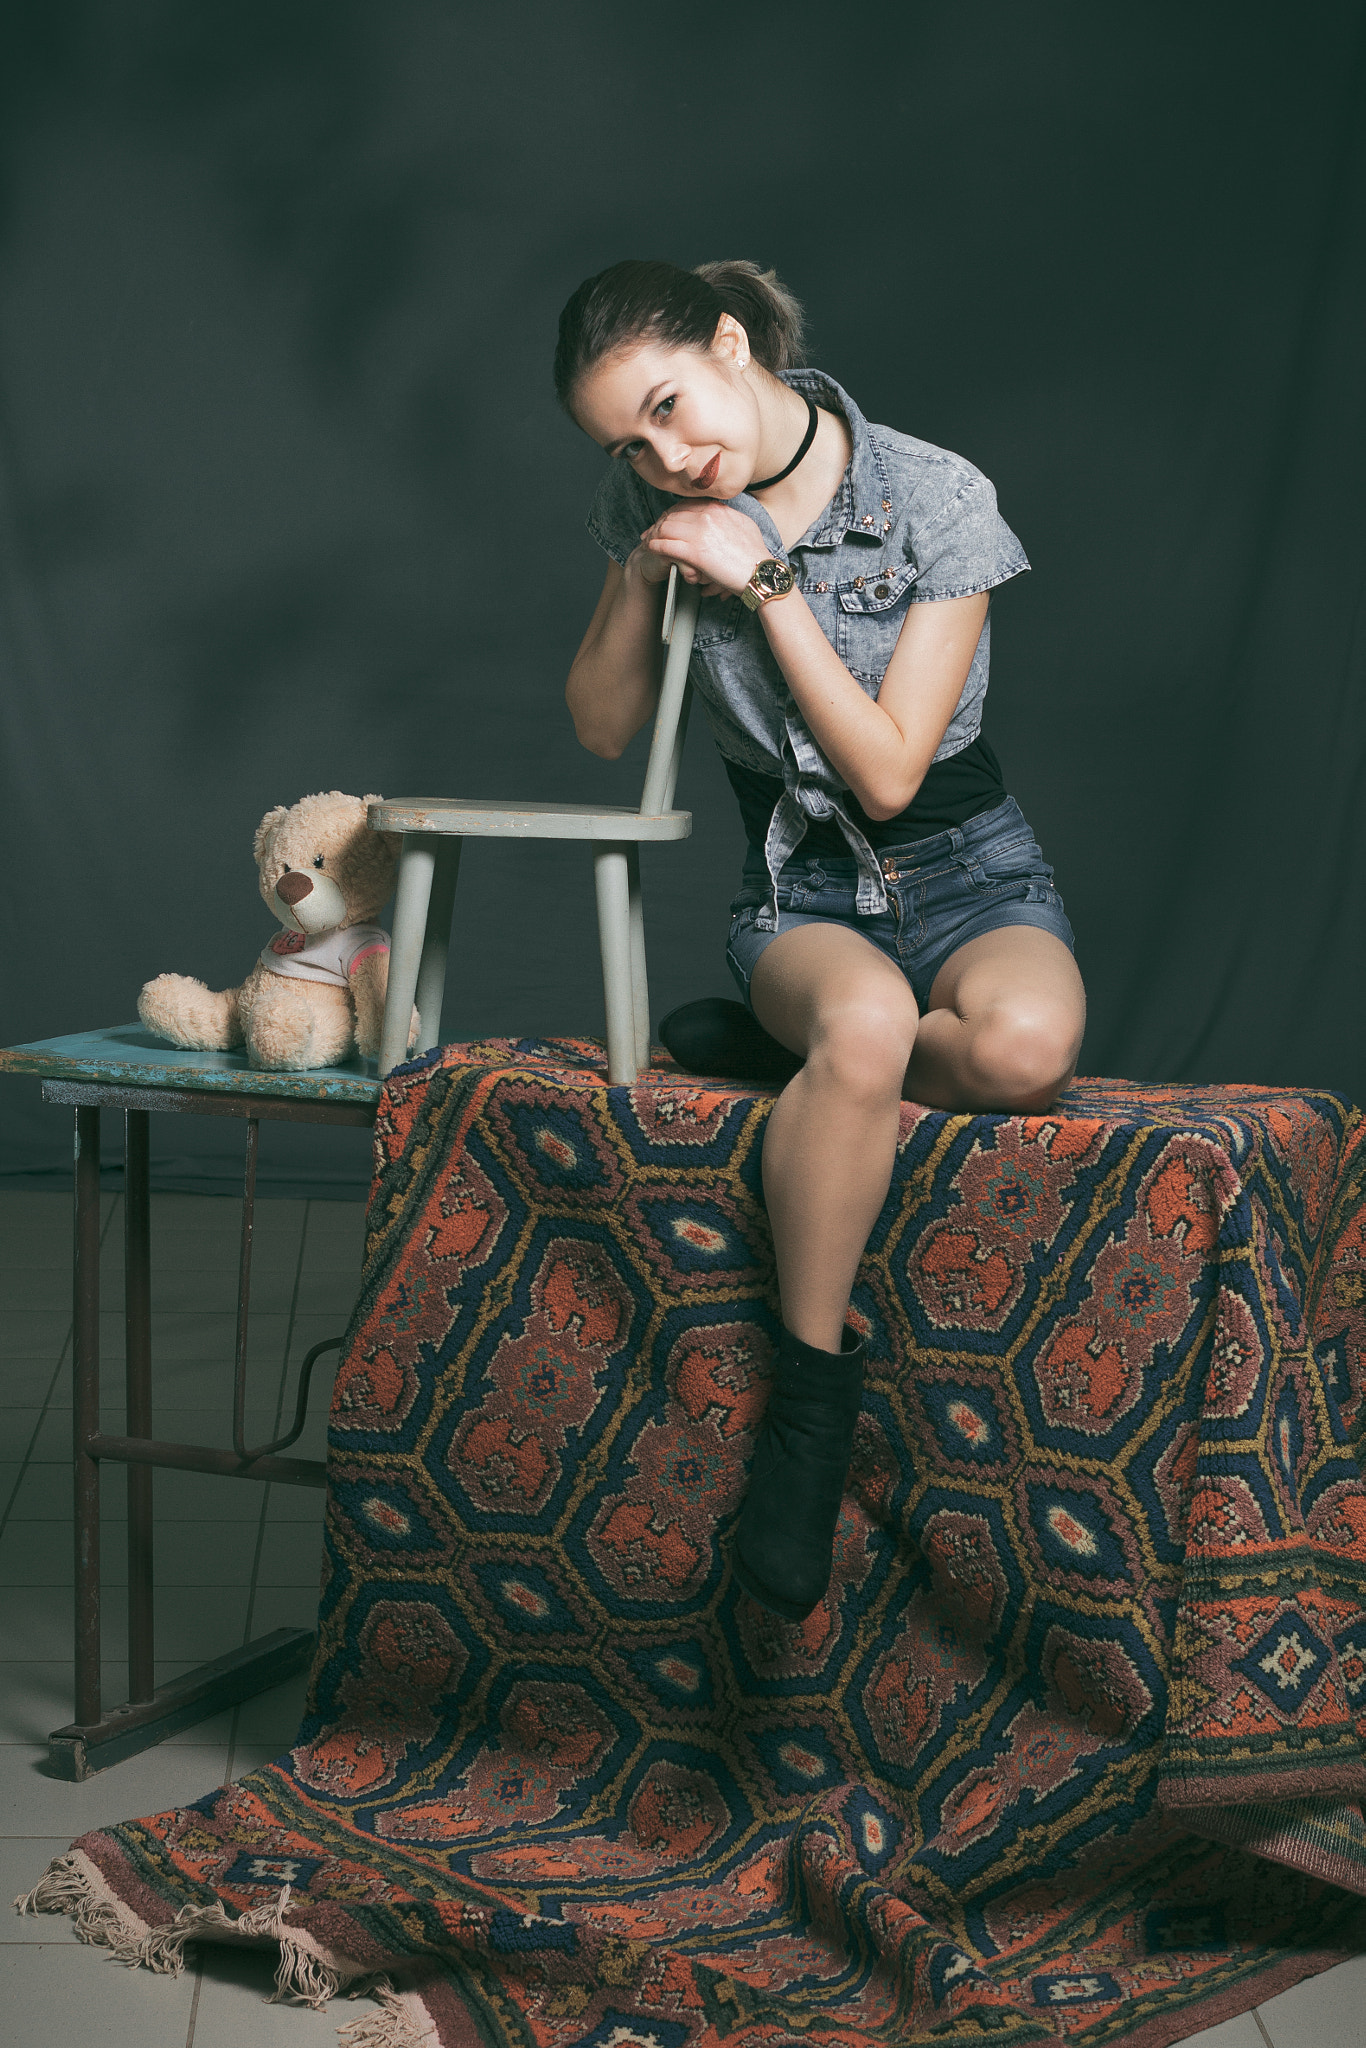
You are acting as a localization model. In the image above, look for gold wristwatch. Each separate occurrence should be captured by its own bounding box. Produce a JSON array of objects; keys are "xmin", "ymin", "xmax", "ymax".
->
[{"xmin": 740, "ymin": 558, "xmax": 798, "ymax": 611}]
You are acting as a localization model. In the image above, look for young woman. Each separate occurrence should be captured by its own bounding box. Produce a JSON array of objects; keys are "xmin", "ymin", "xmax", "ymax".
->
[{"xmin": 556, "ymin": 259, "xmax": 1085, "ymax": 1624}]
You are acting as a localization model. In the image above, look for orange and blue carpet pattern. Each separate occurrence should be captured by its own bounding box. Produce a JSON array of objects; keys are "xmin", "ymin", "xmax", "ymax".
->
[{"xmin": 60, "ymin": 1040, "xmax": 1366, "ymax": 2044}]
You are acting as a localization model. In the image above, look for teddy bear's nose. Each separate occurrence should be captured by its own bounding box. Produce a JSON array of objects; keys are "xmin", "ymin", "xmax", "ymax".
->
[{"xmin": 275, "ymin": 870, "xmax": 313, "ymax": 906}]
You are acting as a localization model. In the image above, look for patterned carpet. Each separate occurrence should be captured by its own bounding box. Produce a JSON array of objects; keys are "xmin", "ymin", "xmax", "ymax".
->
[{"xmin": 20, "ymin": 1040, "xmax": 1366, "ymax": 2046}]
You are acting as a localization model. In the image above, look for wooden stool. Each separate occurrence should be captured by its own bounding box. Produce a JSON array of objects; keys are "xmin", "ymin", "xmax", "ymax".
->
[{"xmin": 372, "ymin": 574, "xmax": 701, "ymax": 1084}]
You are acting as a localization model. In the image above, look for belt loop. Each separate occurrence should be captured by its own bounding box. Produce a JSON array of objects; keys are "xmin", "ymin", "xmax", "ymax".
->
[{"xmin": 948, "ymin": 826, "xmax": 965, "ymax": 855}]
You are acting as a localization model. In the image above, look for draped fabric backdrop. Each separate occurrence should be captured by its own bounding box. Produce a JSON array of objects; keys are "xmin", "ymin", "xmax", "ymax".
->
[{"xmin": 1, "ymin": 0, "xmax": 1363, "ymax": 1196}]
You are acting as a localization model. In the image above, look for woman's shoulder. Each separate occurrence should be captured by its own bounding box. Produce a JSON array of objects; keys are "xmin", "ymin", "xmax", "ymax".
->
[
  {"xmin": 840, "ymin": 394, "xmax": 1027, "ymax": 596},
  {"xmin": 865, "ymin": 419, "xmax": 1000, "ymax": 530},
  {"xmin": 798, "ymin": 370, "xmax": 987, "ymax": 482}
]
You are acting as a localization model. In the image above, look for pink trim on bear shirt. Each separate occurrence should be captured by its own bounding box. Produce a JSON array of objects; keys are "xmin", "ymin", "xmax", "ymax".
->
[{"xmin": 259, "ymin": 924, "xmax": 389, "ymax": 989}]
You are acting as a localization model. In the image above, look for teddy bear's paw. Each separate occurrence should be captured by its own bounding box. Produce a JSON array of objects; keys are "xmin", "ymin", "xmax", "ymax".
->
[{"xmin": 139, "ymin": 975, "xmax": 243, "ymax": 1051}]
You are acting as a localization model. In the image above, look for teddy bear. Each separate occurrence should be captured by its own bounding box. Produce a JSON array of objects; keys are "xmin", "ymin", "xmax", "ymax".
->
[{"xmin": 139, "ymin": 790, "xmax": 409, "ymax": 1071}]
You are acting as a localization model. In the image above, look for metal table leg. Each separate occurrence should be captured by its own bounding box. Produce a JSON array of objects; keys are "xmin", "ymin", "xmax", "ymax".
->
[
  {"xmin": 72, "ymin": 1107, "xmax": 101, "ymax": 1730},
  {"xmin": 232, "ymin": 1118, "xmax": 259, "ymax": 1459},
  {"xmin": 48, "ymin": 1104, "xmax": 332, "ymax": 1779},
  {"xmin": 125, "ymin": 1109, "xmax": 154, "ymax": 1704}
]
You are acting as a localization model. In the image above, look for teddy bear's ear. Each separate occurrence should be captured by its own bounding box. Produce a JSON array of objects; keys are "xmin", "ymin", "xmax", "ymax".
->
[
  {"xmin": 253, "ymin": 805, "xmax": 290, "ymax": 863},
  {"xmin": 361, "ymin": 798, "xmax": 400, "ymax": 855}
]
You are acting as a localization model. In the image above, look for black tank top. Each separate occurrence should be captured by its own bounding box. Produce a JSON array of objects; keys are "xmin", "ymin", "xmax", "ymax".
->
[{"xmin": 723, "ymin": 732, "xmax": 1006, "ymax": 858}]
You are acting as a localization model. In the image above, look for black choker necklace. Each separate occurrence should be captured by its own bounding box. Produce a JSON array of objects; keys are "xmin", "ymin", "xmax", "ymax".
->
[{"xmin": 749, "ymin": 397, "xmax": 819, "ymax": 491}]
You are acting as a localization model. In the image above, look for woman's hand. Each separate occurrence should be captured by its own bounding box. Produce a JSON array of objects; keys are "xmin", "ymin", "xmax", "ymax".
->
[{"xmin": 636, "ymin": 504, "xmax": 769, "ymax": 600}]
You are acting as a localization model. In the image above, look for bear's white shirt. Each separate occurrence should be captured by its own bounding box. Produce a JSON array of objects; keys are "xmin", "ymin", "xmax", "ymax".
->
[{"xmin": 259, "ymin": 924, "xmax": 389, "ymax": 989}]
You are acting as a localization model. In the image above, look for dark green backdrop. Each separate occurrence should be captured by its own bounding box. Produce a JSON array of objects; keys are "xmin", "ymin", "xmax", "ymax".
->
[{"xmin": 2, "ymin": 0, "xmax": 1363, "ymax": 1196}]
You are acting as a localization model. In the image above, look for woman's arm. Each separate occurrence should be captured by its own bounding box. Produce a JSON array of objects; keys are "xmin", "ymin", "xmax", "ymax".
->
[
  {"xmin": 640, "ymin": 503, "xmax": 987, "ymax": 819},
  {"xmin": 761, "ymin": 585, "xmax": 989, "ymax": 818},
  {"xmin": 565, "ymin": 552, "xmax": 669, "ymax": 759}
]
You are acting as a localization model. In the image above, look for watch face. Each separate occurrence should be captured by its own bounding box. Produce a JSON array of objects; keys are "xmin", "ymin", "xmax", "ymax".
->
[{"xmin": 755, "ymin": 559, "xmax": 795, "ymax": 596}]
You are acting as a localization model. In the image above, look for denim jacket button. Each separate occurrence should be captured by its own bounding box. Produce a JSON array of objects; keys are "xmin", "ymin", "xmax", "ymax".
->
[
  {"xmin": 874, "ymin": 583, "xmax": 890, "ymax": 599},
  {"xmin": 853, "ymin": 576, "xmax": 865, "ymax": 590}
]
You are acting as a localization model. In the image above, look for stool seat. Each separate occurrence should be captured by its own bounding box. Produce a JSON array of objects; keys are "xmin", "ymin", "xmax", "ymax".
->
[{"xmin": 368, "ymin": 797, "xmax": 691, "ymax": 843}]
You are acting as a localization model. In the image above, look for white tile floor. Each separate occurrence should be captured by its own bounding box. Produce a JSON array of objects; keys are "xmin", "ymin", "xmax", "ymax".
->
[{"xmin": 0, "ymin": 1188, "xmax": 1362, "ymax": 2045}]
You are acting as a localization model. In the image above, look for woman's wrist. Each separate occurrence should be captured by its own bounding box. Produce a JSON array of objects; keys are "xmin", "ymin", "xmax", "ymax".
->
[
  {"xmin": 625, "ymin": 542, "xmax": 671, "ymax": 590},
  {"xmin": 755, "ymin": 581, "xmax": 808, "ymax": 632}
]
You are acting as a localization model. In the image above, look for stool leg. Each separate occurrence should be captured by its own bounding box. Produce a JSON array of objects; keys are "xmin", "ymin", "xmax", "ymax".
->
[
  {"xmin": 72, "ymin": 1107, "xmax": 101, "ymax": 1730},
  {"xmin": 414, "ymin": 838, "xmax": 461, "ymax": 1053},
  {"xmin": 380, "ymin": 834, "xmax": 434, "ymax": 1077},
  {"xmin": 124, "ymin": 1110, "xmax": 154, "ymax": 1705},
  {"xmin": 592, "ymin": 841, "xmax": 638, "ymax": 1085},
  {"xmin": 626, "ymin": 844, "xmax": 650, "ymax": 1074}
]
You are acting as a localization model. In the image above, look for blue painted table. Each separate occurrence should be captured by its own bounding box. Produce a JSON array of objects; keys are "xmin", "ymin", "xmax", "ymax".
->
[{"xmin": 0, "ymin": 1025, "xmax": 381, "ymax": 1777}]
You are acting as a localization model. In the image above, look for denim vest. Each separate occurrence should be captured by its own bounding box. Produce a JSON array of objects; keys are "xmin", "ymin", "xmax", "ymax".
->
[{"xmin": 586, "ymin": 368, "xmax": 1029, "ymax": 929}]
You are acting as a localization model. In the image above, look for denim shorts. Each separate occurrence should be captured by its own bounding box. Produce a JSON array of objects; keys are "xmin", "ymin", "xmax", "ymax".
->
[{"xmin": 725, "ymin": 796, "xmax": 1075, "ymax": 1014}]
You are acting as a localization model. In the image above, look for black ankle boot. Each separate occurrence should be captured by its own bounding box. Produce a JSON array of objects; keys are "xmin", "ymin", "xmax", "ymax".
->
[
  {"xmin": 732, "ymin": 1325, "xmax": 866, "ymax": 1621},
  {"xmin": 658, "ymin": 997, "xmax": 803, "ymax": 1088}
]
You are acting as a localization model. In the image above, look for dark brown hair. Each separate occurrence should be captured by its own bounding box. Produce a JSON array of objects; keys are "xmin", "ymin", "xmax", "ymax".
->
[{"xmin": 554, "ymin": 258, "xmax": 806, "ymax": 414}]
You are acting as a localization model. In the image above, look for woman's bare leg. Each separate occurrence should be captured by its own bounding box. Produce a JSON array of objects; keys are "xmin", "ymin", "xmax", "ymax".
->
[
  {"xmin": 749, "ymin": 924, "xmax": 918, "ymax": 1351},
  {"xmin": 750, "ymin": 923, "xmax": 1085, "ymax": 1348},
  {"xmin": 735, "ymin": 921, "xmax": 914, "ymax": 1615},
  {"xmin": 906, "ymin": 927, "xmax": 1086, "ymax": 1112}
]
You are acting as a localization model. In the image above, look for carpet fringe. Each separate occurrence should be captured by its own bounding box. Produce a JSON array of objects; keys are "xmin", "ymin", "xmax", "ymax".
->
[
  {"xmin": 278, "ymin": 1943, "xmax": 343, "ymax": 2009},
  {"xmin": 14, "ymin": 1858, "xmax": 342, "ymax": 2010},
  {"xmin": 14, "ymin": 1850, "xmax": 147, "ymax": 1961},
  {"xmin": 338, "ymin": 1977, "xmax": 437, "ymax": 2047}
]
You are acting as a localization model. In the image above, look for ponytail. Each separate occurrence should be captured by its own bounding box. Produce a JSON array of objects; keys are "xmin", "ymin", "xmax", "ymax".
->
[
  {"xmin": 554, "ymin": 257, "xmax": 807, "ymax": 413},
  {"xmin": 692, "ymin": 260, "xmax": 805, "ymax": 375}
]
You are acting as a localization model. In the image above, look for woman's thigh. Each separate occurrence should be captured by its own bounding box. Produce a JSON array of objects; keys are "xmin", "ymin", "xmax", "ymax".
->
[
  {"xmin": 749, "ymin": 921, "xmax": 919, "ymax": 1071},
  {"xmin": 914, "ymin": 924, "xmax": 1087, "ymax": 1105},
  {"xmin": 927, "ymin": 923, "xmax": 1084, "ymax": 1026}
]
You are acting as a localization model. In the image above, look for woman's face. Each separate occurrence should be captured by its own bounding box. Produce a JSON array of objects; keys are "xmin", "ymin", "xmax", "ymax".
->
[{"xmin": 572, "ymin": 319, "xmax": 761, "ymax": 500}]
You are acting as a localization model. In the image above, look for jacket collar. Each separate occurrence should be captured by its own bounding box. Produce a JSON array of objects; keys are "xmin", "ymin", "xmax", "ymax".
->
[{"xmin": 732, "ymin": 367, "xmax": 894, "ymax": 559}]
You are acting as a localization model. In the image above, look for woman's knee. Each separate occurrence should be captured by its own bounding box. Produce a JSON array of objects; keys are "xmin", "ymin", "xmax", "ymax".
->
[
  {"xmin": 806, "ymin": 989, "xmax": 918, "ymax": 1099},
  {"xmin": 966, "ymin": 1003, "xmax": 1080, "ymax": 1111}
]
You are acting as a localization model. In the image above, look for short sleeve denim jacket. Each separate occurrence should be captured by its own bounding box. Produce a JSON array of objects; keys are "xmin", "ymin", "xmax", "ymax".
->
[{"xmin": 586, "ymin": 366, "xmax": 1029, "ymax": 930}]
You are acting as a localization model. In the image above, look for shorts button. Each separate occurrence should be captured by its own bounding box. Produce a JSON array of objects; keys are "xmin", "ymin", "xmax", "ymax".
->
[{"xmin": 874, "ymin": 583, "xmax": 890, "ymax": 599}]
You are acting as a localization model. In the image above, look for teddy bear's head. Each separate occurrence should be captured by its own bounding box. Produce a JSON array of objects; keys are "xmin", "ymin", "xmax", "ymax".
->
[{"xmin": 253, "ymin": 791, "xmax": 401, "ymax": 935}]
